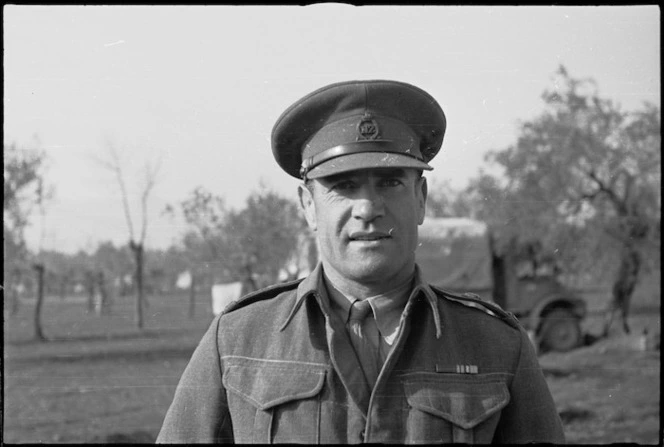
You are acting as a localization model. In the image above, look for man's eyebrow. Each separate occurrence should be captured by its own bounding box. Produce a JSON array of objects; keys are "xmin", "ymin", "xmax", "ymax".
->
[
  {"xmin": 321, "ymin": 168, "xmax": 408, "ymax": 184},
  {"xmin": 321, "ymin": 172, "xmax": 356, "ymax": 183},
  {"xmin": 373, "ymin": 168, "xmax": 408, "ymax": 177}
]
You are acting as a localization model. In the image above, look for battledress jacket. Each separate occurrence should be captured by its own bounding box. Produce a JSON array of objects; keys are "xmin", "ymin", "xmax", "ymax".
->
[{"xmin": 156, "ymin": 263, "xmax": 565, "ymax": 444}]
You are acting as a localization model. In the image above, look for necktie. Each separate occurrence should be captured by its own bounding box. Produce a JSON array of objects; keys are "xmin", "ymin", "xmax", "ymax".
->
[{"xmin": 347, "ymin": 299, "xmax": 381, "ymax": 388}]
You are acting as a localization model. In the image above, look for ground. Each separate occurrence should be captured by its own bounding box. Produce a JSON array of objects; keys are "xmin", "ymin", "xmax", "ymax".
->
[
  {"xmin": 2, "ymin": 292, "xmax": 661, "ymax": 444},
  {"xmin": 540, "ymin": 320, "xmax": 660, "ymax": 444}
]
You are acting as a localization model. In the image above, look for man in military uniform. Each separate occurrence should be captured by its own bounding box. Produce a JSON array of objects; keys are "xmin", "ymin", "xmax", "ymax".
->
[{"xmin": 157, "ymin": 80, "xmax": 565, "ymax": 444}]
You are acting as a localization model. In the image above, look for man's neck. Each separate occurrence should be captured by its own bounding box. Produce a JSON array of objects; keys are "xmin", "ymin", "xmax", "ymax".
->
[{"xmin": 321, "ymin": 261, "xmax": 416, "ymax": 300}]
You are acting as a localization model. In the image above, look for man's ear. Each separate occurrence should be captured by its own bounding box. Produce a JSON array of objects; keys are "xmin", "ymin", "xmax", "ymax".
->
[
  {"xmin": 298, "ymin": 183, "xmax": 318, "ymax": 231},
  {"xmin": 417, "ymin": 176, "xmax": 428, "ymax": 225}
]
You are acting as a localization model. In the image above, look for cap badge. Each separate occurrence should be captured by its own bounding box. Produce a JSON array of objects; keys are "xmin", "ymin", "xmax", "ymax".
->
[{"xmin": 357, "ymin": 114, "xmax": 380, "ymax": 141}]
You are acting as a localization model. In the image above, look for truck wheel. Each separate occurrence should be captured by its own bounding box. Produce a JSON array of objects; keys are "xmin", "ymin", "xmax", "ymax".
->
[{"xmin": 539, "ymin": 309, "xmax": 582, "ymax": 352}]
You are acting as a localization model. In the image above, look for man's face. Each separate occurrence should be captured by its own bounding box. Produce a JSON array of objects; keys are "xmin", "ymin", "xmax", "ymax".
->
[{"xmin": 298, "ymin": 168, "xmax": 427, "ymax": 290}]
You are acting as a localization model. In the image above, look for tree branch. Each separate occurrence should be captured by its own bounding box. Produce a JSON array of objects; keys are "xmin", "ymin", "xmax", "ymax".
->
[
  {"xmin": 139, "ymin": 156, "xmax": 162, "ymax": 244},
  {"xmin": 585, "ymin": 168, "xmax": 628, "ymax": 215},
  {"xmin": 104, "ymin": 143, "xmax": 136, "ymax": 241}
]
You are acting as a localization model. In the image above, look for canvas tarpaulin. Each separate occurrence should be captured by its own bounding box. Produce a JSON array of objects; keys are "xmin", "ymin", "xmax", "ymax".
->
[{"xmin": 416, "ymin": 217, "xmax": 494, "ymax": 301}]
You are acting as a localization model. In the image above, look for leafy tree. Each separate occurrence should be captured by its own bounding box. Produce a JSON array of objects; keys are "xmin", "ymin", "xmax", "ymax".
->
[
  {"xmin": 180, "ymin": 186, "xmax": 227, "ymax": 255},
  {"xmin": 4, "ymin": 144, "xmax": 45, "ymax": 312},
  {"xmin": 145, "ymin": 246, "xmax": 190, "ymax": 295},
  {"xmin": 4, "ymin": 144, "xmax": 45, "ymax": 235},
  {"xmin": 424, "ymin": 178, "xmax": 474, "ymax": 218},
  {"xmin": 89, "ymin": 241, "xmax": 134, "ymax": 313},
  {"xmin": 470, "ymin": 65, "xmax": 660, "ymax": 334},
  {"xmin": 223, "ymin": 188, "xmax": 307, "ymax": 290},
  {"xmin": 3, "ymin": 143, "xmax": 49, "ymax": 340},
  {"xmin": 92, "ymin": 241, "xmax": 132, "ymax": 281},
  {"xmin": 178, "ymin": 186, "xmax": 308, "ymax": 298},
  {"xmin": 180, "ymin": 187, "xmax": 228, "ymax": 277},
  {"xmin": 3, "ymin": 233, "xmax": 27, "ymax": 315},
  {"xmin": 174, "ymin": 187, "xmax": 230, "ymax": 313},
  {"xmin": 38, "ymin": 250, "xmax": 78, "ymax": 299}
]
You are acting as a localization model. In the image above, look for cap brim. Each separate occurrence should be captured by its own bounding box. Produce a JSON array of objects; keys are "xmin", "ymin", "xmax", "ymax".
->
[{"xmin": 305, "ymin": 152, "xmax": 433, "ymax": 179}]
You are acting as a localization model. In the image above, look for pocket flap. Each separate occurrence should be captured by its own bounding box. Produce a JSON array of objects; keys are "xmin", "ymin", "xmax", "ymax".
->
[
  {"xmin": 223, "ymin": 360, "xmax": 326, "ymax": 411},
  {"xmin": 404, "ymin": 373, "xmax": 510, "ymax": 429}
]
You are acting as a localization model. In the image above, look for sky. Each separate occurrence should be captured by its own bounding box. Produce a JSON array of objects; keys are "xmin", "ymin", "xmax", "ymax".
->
[{"xmin": 4, "ymin": 5, "xmax": 660, "ymax": 254}]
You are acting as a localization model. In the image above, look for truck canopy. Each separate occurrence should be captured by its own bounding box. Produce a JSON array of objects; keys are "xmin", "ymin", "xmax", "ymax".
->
[{"xmin": 416, "ymin": 217, "xmax": 494, "ymax": 301}]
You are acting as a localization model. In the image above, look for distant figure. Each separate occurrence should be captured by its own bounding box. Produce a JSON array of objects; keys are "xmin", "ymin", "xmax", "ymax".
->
[
  {"xmin": 157, "ymin": 80, "xmax": 565, "ymax": 443},
  {"xmin": 84, "ymin": 270, "xmax": 96, "ymax": 312},
  {"xmin": 94, "ymin": 270, "xmax": 111, "ymax": 316}
]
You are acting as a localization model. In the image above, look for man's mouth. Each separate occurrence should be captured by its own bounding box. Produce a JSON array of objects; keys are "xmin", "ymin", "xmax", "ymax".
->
[{"xmin": 349, "ymin": 232, "xmax": 392, "ymax": 241}]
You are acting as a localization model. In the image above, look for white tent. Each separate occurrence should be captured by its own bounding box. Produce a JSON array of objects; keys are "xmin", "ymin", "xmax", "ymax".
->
[
  {"xmin": 175, "ymin": 270, "xmax": 192, "ymax": 289},
  {"xmin": 211, "ymin": 282, "xmax": 244, "ymax": 316}
]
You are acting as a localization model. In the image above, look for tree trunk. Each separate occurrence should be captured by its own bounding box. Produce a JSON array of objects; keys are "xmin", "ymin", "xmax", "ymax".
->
[
  {"xmin": 59, "ymin": 276, "xmax": 68, "ymax": 300},
  {"xmin": 603, "ymin": 244, "xmax": 641, "ymax": 336},
  {"xmin": 131, "ymin": 241, "xmax": 145, "ymax": 330},
  {"xmin": 10, "ymin": 284, "xmax": 21, "ymax": 315},
  {"xmin": 85, "ymin": 270, "xmax": 96, "ymax": 312},
  {"xmin": 188, "ymin": 274, "xmax": 196, "ymax": 319},
  {"xmin": 32, "ymin": 264, "xmax": 47, "ymax": 341},
  {"xmin": 8, "ymin": 268, "xmax": 22, "ymax": 316}
]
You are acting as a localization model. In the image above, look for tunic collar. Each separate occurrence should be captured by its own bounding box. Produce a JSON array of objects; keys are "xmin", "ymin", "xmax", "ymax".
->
[
  {"xmin": 325, "ymin": 274, "xmax": 412, "ymax": 346},
  {"xmin": 280, "ymin": 262, "xmax": 442, "ymax": 338}
]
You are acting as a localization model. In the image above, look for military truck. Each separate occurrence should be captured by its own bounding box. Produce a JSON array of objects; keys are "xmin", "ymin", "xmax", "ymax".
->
[{"xmin": 416, "ymin": 217, "xmax": 587, "ymax": 353}]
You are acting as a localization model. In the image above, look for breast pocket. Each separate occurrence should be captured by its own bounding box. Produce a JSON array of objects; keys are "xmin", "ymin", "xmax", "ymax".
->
[
  {"xmin": 402, "ymin": 372, "xmax": 510, "ymax": 444},
  {"xmin": 223, "ymin": 359, "xmax": 327, "ymax": 444}
]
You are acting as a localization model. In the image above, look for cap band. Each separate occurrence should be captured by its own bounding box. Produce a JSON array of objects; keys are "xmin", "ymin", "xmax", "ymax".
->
[{"xmin": 300, "ymin": 140, "xmax": 425, "ymax": 178}]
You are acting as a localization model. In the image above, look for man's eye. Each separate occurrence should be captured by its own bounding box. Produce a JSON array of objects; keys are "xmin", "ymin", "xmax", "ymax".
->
[
  {"xmin": 379, "ymin": 178, "xmax": 403, "ymax": 187},
  {"xmin": 333, "ymin": 181, "xmax": 357, "ymax": 190}
]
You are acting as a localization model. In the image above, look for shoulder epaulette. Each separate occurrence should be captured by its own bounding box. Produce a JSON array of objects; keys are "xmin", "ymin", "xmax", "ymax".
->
[
  {"xmin": 221, "ymin": 278, "xmax": 303, "ymax": 316},
  {"xmin": 430, "ymin": 285, "xmax": 521, "ymax": 330}
]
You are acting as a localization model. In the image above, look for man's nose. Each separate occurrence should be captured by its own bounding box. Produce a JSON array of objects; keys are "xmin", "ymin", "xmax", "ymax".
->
[{"xmin": 352, "ymin": 187, "xmax": 385, "ymax": 222}]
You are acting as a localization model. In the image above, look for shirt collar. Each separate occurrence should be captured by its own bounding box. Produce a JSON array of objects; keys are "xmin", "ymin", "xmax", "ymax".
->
[
  {"xmin": 367, "ymin": 279, "xmax": 413, "ymax": 345},
  {"xmin": 323, "ymin": 274, "xmax": 413, "ymax": 345},
  {"xmin": 280, "ymin": 262, "xmax": 442, "ymax": 339}
]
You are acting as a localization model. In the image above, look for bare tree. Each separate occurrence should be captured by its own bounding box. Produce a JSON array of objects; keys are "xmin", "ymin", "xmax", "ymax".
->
[{"xmin": 97, "ymin": 139, "xmax": 162, "ymax": 330}]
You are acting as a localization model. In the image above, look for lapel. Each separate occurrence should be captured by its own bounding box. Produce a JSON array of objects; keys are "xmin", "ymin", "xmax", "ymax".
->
[{"xmin": 280, "ymin": 263, "xmax": 372, "ymax": 415}]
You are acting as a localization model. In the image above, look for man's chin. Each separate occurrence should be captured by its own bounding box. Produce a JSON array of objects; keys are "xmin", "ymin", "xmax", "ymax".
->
[{"xmin": 343, "ymin": 260, "xmax": 409, "ymax": 285}]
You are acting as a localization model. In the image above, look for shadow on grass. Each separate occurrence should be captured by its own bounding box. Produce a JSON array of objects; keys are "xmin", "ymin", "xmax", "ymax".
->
[
  {"xmin": 5, "ymin": 326, "xmax": 207, "ymax": 366},
  {"xmin": 91, "ymin": 430, "xmax": 155, "ymax": 443},
  {"xmin": 7, "ymin": 326, "xmax": 205, "ymax": 347},
  {"xmin": 41, "ymin": 345, "xmax": 198, "ymax": 363},
  {"xmin": 542, "ymin": 367, "xmax": 578, "ymax": 378},
  {"xmin": 559, "ymin": 406, "xmax": 595, "ymax": 424}
]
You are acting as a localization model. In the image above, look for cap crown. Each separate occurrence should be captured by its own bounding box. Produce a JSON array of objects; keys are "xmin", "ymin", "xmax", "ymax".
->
[{"xmin": 271, "ymin": 80, "xmax": 446, "ymax": 179}]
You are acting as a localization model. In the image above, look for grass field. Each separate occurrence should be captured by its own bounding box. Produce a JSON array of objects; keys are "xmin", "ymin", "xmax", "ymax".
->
[
  {"xmin": 3, "ymin": 291, "xmax": 213, "ymax": 443},
  {"xmin": 3, "ymin": 289, "xmax": 661, "ymax": 443}
]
